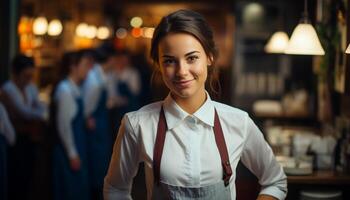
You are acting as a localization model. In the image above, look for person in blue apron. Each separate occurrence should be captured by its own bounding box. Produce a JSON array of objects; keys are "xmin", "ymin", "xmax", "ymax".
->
[
  {"xmin": 52, "ymin": 50, "xmax": 92, "ymax": 200},
  {"xmin": 0, "ymin": 100, "xmax": 16, "ymax": 200},
  {"xmin": 108, "ymin": 50, "xmax": 141, "ymax": 139},
  {"xmin": 104, "ymin": 10, "xmax": 287, "ymax": 200},
  {"xmin": 0, "ymin": 54, "xmax": 47, "ymax": 200},
  {"xmin": 83, "ymin": 43, "xmax": 115, "ymax": 199}
]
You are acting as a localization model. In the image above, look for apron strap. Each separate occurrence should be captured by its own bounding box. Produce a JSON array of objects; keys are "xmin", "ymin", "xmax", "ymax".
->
[
  {"xmin": 153, "ymin": 106, "xmax": 167, "ymax": 185},
  {"xmin": 213, "ymin": 109, "xmax": 232, "ymax": 186},
  {"xmin": 153, "ymin": 106, "xmax": 232, "ymax": 186}
]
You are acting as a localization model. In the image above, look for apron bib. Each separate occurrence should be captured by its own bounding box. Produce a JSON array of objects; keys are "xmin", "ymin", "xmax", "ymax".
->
[{"xmin": 152, "ymin": 106, "xmax": 233, "ymax": 199}]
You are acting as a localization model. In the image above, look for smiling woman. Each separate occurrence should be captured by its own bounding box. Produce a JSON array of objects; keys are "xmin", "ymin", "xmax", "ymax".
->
[{"xmin": 104, "ymin": 9, "xmax": 287, "ymax": 200}]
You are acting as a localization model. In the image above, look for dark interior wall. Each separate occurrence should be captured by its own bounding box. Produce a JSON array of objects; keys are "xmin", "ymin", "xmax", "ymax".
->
[{"xmin": 0, "ymin": 0, "xmax": 19, "ymax": 85}]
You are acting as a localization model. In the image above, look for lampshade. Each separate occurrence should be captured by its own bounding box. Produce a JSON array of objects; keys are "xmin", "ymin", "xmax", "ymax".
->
[
  {"xmin": 285, "ymin": 23, "xmax": 325, "ymax": 55},
  {"xmin": 48, "ymin": 19, "xmax": 63, "ymax": 36},
  {"xmin": 33, "ymin": 17, "xmax": 48, "ymax": 35},
  {"xmin": 346, "ymin": 43, "xmax": 350, "ymax": 54},
  {"xmin": 265, "ymin": 31, "xmax": 289, "ymax": 53}
]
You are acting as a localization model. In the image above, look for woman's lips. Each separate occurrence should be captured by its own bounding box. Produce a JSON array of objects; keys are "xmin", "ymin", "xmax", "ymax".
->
[{"xmin": 173, "ymin": 79, "xmax": 194, "ymax": 88}]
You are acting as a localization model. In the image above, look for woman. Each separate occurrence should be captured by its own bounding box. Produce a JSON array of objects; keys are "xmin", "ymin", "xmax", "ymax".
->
[
  {"xmin": 52, "ymin": 50, "xmax": 92, "ymax": 200},
  {"xmin": 83, "ymin": 43, "xmax": 116, "ymax": 199},
  {"xmin": 104, "ymin": 10, "xmax": 287, "ymax": 200}
]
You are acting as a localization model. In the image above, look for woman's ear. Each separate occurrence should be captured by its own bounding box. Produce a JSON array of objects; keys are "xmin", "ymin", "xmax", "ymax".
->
[{"xmin": 207, "ymin": 54, "xmax": 214, "ymax": 66}]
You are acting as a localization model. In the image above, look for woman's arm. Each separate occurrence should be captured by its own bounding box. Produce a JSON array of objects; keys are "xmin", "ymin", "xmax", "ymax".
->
[
  {"xmin": 241, "ymin": 116, "xmax": 287, "ymax": 200},
  {"xmin": 104, "ymin": 115, "xmax": 141, "ymax": 200}
]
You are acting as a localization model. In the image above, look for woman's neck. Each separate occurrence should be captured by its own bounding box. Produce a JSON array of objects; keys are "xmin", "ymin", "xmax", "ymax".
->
[{"xmin": 171, "ymin": 90, "xmax": 207, "ymax": 114}]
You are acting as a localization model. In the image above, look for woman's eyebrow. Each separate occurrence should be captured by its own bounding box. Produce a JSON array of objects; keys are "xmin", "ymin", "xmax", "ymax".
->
[{"xmin": 185, "ymin": 51, "xmax": 200, "ymax": 56}]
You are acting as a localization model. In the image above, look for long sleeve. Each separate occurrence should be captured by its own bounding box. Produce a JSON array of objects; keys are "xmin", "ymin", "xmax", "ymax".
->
[
  {"xmin": 0, "ymin": 103, "xmax": 16, "ymax": 145},
  {"xmin": 2, "ymin": 83, "xmax": 46, "ymax": 121},
  {"xmin": 27, "ymin": 84, "xmax": 48, "ymax": 120},
  {"xmin": 240, "ymin": 116, "xmax": 287, "ymax": 200},
  {"xmin": 104, "ymin": 115, "xmax": 141, "ymax": 200},
  {"xmin": 56, "ymin": 90, "xmax": 78, "ymax": 159},
  {"xmin": 83, "ymin": 76, "xmax": 101, "ymax": 117}
]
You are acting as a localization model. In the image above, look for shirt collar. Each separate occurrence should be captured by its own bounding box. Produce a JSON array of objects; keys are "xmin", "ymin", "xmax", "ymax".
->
[{"xmin": 162, "ymin": 92, "xmax": 215, "ymax": 130}]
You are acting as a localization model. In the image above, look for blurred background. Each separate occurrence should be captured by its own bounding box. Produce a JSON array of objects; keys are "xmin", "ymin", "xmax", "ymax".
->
[{"xmin": 1, "ymin": 0, "xmax": 350, "ymax": 199}]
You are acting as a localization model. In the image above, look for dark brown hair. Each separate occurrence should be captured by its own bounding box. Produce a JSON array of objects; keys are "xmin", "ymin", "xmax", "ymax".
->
[{"xmin": 150, "ymin": 9, "xmax": 220, "ymax": 96}]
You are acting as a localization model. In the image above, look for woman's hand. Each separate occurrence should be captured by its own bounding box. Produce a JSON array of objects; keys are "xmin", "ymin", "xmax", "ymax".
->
[
  {"xmin": 70, "ymin": 157, "xmax": 81, "ymax": 171},
  {"xmin": 86, "ymin": 117, "xmax": 96, "ymax": 131}
]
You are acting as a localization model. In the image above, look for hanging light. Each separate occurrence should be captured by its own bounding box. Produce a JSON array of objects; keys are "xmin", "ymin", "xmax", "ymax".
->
[
  {"xmin": 97, "ymin": 26, "xmax": 110, "ymax": 40},
  {"xmin": 116, "ymin": 28, "xmax": 127, "ymax": 39},
  {"xmin": 345, "ymin": 43, "xmax": 350, "ymax": 54},
  {"xmin": 76, "ymin": 23, "xmax": 88, "ymax": 37},
  {"xmin": 265, "ymin": 31, "xmax": 289, "ymax": 53},
  {"xmin": 48, "ymin": 19, "xmax": 63, "ymax": 36},
  {"xmin": 284, "ymin": 0, "xmax": 325, "ymax": 55},
  {"xmin": 33, "ymin": 17, "xmax": 48, "ymax": 35},
  {"xmin": 130, "ymin": 17, "xmax": 143, "ymax": 28},
  {"xmin": 86, "ymin": 25, "xmax": 97, "ymax": 39}
]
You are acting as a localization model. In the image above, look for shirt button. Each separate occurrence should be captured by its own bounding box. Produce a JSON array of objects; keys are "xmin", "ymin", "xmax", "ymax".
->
[{"xmin": 187, "ymin": 116, "xmax": 196, "ymax": 124}]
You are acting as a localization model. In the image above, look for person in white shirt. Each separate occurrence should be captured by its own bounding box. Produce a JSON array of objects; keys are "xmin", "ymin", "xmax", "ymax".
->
[
  {"xmin": 104, "ymin": 10, "xmax": 287, "ymax": 200},
  {"xmin": 83, "ymin": 43, "xmax": 116, "ymax": 199},
  {"xmin": 0, "ymin": 54, "xmax": 47, "ymax": 199},
  {"xmin": 0, "ymin": 99, "xmax": 15, "ymax": 200},
  {"xmin": 52, "ymin": 50, "xmax": 93, "ymax": 200}
]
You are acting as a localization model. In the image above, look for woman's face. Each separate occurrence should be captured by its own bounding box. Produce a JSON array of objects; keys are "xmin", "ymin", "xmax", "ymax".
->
[{"xmin": 158, "ymin": 33, "xmax": 211, "ymax": 100}]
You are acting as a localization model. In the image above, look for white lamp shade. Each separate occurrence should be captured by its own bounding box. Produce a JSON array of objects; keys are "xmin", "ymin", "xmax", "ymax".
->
[
  {"xmin": 346, "ymin": 43, "xmax": 350, "ymax": 54},
  {"xmin": 48, "ymin": 19, "xmax": 63, "ymax": 36},
  {"xmin": 285, "ymin": 23, "xmax": 325, "ymax": 55},
  {"xmin": 265, "ymin": 31, "xmax": 289, "ymax": 53},
  {"xmin": 33, "ymin": 17, "xmax": 48, "ymax": 35}
]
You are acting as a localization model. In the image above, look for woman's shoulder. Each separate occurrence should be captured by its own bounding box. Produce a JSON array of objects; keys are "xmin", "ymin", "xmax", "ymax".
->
[
  {"xmin": 125, "ymin": 101, "xmax": 162, "ymax": 119},
  {"xmin": 212, "ymin": 100, "xmax": 249, "ymax": 117}
]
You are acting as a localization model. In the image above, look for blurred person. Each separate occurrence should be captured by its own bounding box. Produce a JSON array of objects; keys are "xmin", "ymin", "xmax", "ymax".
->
[
  {"xmin": 83, "ymin": 43, "xmax": 116, "ymax": 199},
  {"xmin": 0, "ymin": 92, "xmax": 16, "ymax": 200},
  {"xmin": 104, "ymin": 10, "xmax": 287, "ymax": 200},
  {"xmin": 108, "ymin": 49, "xmax": 141, "ymax": 138},
  {"xmin": 0, "ymin": 54, "xmax": 47, "ymax": 200},
  {"xmin": 51, "ymin": 50, "xmax": 92, "ymax": 200}
]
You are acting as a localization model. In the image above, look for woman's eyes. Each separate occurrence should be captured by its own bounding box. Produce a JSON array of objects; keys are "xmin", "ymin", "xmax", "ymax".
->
[
  {"xmin": 162, "ymin": 55, "xmax": 199, "ymax": 66},
  {"xmin": 187, "ymin": 55, "xmax": 199, "ymax": 63}
]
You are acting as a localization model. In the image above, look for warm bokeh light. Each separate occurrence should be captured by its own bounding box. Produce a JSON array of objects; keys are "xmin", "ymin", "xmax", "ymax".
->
[
  {"xmin": 116, "ymin": 28, "xmax": 127, "ymax": 39},
  {"xmin": 346, "ymin": 43, "xmax": 350, "ymax": 54},
  {"xmin": 131, "ymin": 28, "xmax": 142, "ymax": 38},
  {"xmin": 76, "ymin": 23, "xmax": 88, "ymax": 37},
  {"xmin": 48, "ymin": 19, "xmax": 63, "ymax": 36},
  {"xmin": 142, "ymin": 27, "xmax": 154, "ymax": 39},
  {"xmin": 97, "ymin": 26, "xmax": 110, "ymax": 40},
  {"xmin": 285, "ymin": 23, "xmax": 325, "ymax": 55},
  {"xmin": 18, "ymin": 17, "xmax": 32, "ymax": 34},
  {"xmin": 33, "ymin": 17, "xmax": 48, "ymax": 35},
  {"xmin": 86, "ymin": 25, "xmax": 97, "ymax": 39},
  {"xmin": 265, "ymin": 31, "xmax": 289, "ymax": 53},
  {"xmin": 130, "ymin": 17, "xmax": 143, "ymax": 28}
]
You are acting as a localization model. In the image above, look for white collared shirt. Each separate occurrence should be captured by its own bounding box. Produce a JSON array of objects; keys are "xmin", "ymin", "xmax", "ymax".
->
[
  {"xmin": 104, "ymin": 93, "xmax": 287, "ymax": 200},
  {"xmin": 83, "ymin": 64, "xmax": 109, "ymax": 117},
  {"xmin": 54, "ymin": 78, "xmax": 81, "ymax": 159},
  {"xmin": 1, "ymin": 80, "xmax": 47, "ymax": 121},
  {"xmin": 108, "ymin": 66, "xmax": 141, "ymax": 98}
]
